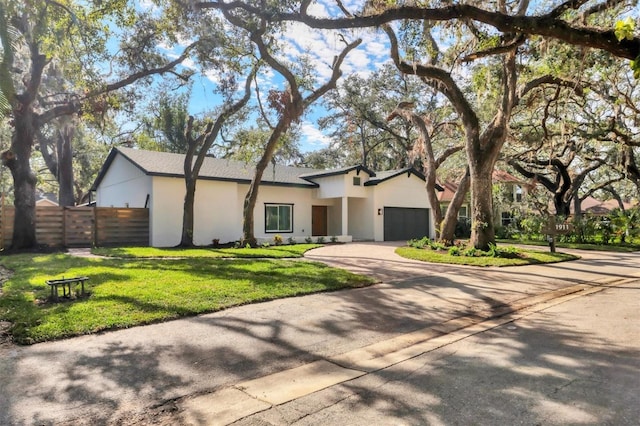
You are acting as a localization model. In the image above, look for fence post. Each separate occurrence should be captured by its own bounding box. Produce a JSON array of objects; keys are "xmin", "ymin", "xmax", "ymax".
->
[
  {"xmin": 93, "ymin": 207, "xmax": 98, "ymax": 247},
  {"xmin": 61, "ymin": 207, "xmax": 66, "ymax": 247}
]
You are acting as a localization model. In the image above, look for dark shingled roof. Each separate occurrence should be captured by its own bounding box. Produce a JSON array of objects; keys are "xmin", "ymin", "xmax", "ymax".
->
[
  {"xmin": 365, "ymin": 167, "xmax": 444, "ymax": 191},
  {"xmin": 299, "ymin": 164, "xmax": 376, "ymax": 180},
  {"xmin": 92, "ymin": 147, "xmax": 440, "ymax": 191},
  {"xmin": 92, "ymin": 147, "xmax": 324, "ymax": 190}
]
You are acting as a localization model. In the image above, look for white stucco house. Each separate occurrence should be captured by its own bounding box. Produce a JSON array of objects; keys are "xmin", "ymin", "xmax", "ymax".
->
[{"xmin": 91, "ymin": 147, "xmax": 442, "ymax": 247}]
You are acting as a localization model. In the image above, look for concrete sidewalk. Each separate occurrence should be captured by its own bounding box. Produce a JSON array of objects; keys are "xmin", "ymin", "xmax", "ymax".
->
[{"xmin": 0, "ymin": 243, "xmax": 638, "ymax": 425}]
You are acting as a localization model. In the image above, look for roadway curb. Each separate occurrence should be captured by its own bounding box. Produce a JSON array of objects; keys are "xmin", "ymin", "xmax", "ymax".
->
[{"xmin": 178, "ymin": 277, "xmax": 634, "ymax": 425}]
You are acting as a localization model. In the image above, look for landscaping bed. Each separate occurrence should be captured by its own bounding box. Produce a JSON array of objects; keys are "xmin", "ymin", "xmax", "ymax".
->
[{"xmin": 397, "ymin": 238, "xmax": 579, "ymax": 267}]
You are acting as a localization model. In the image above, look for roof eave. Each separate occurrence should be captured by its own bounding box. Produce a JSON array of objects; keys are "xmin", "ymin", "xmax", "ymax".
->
[{"xmin": 300, "ymin": 164, "xmax": 376, "ymax": 180}]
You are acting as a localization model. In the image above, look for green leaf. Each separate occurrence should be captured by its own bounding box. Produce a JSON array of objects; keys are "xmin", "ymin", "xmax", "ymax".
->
[
  {"xmin": 0, "ymin": 2, "xmax": 16, "ymax": 115},
  {"xmin": 614, "ymin": 17, "xmax": 635, "ymax": 42},
  {"xmin": 632, "ymin": 56, "xmax": 640, "ymax": 79}
]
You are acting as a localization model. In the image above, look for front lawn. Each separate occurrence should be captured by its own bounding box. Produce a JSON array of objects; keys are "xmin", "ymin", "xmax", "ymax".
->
[
  {"xmin": 0, "ymin": 253, "xmax": 374, "ymax": 344},
  {"xmin": 497, "ymin": 239, "xmax": 640, "ymax": 253},
  {"xmin": 397, "ymin": 246, "xmax": 579, "ymax": 267},
  {"xmin": 92, "ymin": 243, "xmax": 322, "ymax": 258}
]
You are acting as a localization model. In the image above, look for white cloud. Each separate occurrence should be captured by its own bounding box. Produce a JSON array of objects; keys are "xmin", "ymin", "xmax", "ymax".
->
[
  {"xmin": 300, "ymin": 121, "xmax": 332, "ymax": 149},
  {"xmin": 138, "ymin": 0, "xmax": 160, "ymax": 13}
]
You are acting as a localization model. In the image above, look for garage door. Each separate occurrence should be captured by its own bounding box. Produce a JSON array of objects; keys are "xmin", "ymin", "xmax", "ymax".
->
[{"xmin": 384, "ymin": 207, "xmax": 430, "ymax": 241}]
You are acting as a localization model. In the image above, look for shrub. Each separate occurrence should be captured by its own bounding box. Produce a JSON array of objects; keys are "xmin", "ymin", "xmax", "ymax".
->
[
  {"xmin": 261, "ymin": 242, "xmax": 271, "ymax": 248},
  {"xmin": 408, "ymin": 236, "xmax": 430, "ymax": 249},
  {"xmin": 454, "ymin": 218, "xmax": 472, "ymax": 238},
  {"xmin": 287, "ymin": 237, "xmax": 297, "ymax": 245},
  {"xmin": 330, "ymin": 236, "xmax": 338, "ymax": 243},
  {"xmin": 273, "ymin": 234, "xmax": 283, "ymax": 246},
  {"xmin": 305, "ymin": 237, "xmax": 313, "ymax": 243},
  {"xmin": 520, "ymin": 215, "xmax": 545, "ymax": 241},
  {"xmin": 484, "ymin": 243, "xmax": 520, "ymax": 259},
  {"xmin": 428, "ymin": 240, "xmax": 447, "ymax": 251},
  {"xmin": 497, "ymin": 245, "xmax": 520, "ymax": 258},
  {"xmin": 316, "ymin": 236, "xmax": 325, "ymax": 244},
  {"xmin": 448, "ymin": 246, "xmax": 461, "ymax": 256},
  {"xmin": 463, "ymin": 247, "xmax": 478, "ymax": 257}
]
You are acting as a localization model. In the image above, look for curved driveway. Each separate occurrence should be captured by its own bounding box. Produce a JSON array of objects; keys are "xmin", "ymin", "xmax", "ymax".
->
[{"xmin": 1, "ymin": 243, "xmax": 639, "ymax": 424}]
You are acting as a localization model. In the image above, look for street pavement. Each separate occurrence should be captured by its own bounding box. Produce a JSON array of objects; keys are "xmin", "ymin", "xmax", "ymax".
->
[{"xmin": 0, "ymin": 243, "xmax": 638, "ymax": 425}]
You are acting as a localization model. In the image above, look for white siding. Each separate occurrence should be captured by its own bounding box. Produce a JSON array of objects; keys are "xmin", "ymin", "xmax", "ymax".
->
[
  {"xmin": 315, "ymin": 174, "xmax": 345, "ymax": 199},
  {"xmin": 194, "ymin": 180, "xmax": 240, "ymax": 245},
  {"xmin": 344, "ymin": 170, "xmax": 369, "ymax": 198},
  {"xmin": 313, "ymin": 171, "xmax": 371, "ymax": 199},
  {"xmin": 95, "ymin": 156, "xmax": 151, "ymax": 208},
  {"xmin": 149, "ymin": 177, "xmax": 183, "ymax": 247},
  {"xmin": 149, "ymin": 177, "xmax": 242, "ymax": 247},
  {"xmin": 348, "ymin": 196, "xmax": 375, "ymax": 240},
  {"xmin": 236, "ymin": 184, "xmax": 337, "ymax": 243}
]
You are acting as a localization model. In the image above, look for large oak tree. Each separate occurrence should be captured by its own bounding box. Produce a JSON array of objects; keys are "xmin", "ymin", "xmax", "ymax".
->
[
  {"xmin": 0, "ymin": 0, "xmax": 193, "ymax": 249},
  {"xmin": 198, "ymin": 0, "xmax": 639, "ymax": 249}
]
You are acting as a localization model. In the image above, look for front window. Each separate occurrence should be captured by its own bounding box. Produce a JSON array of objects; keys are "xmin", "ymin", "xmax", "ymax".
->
[
  {"xmin": 458, "ymin": 206, "xmax": 468, "ymax": 218},
  {"xmin": 515, "ymin": 185, "xmax": 523, "ymax": 202},
  {"xmin": 265, "ymin": 204, "xmax": 293, "ymax": 233}
]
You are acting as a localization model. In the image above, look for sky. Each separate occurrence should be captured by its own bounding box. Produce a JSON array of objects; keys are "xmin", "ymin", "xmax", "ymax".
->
[
  {"xmin": 146, "ymin": 0, "xmax": 640, "ymax": 154},
  {"xmin": 152, "ymin": 0, "xmax": 393, "ymax": 153}
]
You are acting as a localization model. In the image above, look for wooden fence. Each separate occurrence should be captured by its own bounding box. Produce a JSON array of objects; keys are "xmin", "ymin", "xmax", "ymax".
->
[{"xmin": 0, "ymin": 206, "xmax": 149, "ymax": 248}]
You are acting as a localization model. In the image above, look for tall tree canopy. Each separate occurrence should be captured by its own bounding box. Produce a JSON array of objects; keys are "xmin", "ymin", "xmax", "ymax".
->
[
  {"xmin": 0, "ymin": 0, "xmax": 193, "ymax": 248},
  {"xmin": 197, "ymin": 0, "xmax": 638, "ymax": 249}
]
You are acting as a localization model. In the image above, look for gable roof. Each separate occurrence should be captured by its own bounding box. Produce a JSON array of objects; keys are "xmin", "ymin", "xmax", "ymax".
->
[
  {"xmin": 438, "ymin": 169, "xmax": 523, "ymax": 202},
  {"xmin": 299, "ymin": 164, "xmax": 376, "ymax": 180},
  {"xmin": 92, "ymin": 147, "xmax": 443, "ymax": 192},
  {"xmin": 365, "ymin": 168, "xmax": 444, "ymax": 191},
  {"xmin": 91, "ymin": 147, "xmax": 323, "ymax": 190}
]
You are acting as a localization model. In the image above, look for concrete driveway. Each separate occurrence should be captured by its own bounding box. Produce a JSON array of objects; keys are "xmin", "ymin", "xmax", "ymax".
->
[{"xmin": 1, "ymin": 243, "xmax": 639, "ymax": 424}]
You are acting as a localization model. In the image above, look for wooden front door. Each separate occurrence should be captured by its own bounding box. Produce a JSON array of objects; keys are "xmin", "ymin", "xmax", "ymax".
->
[{"xmin": 312, "ymin": 206, "xmax": 328, "ymax": 236}]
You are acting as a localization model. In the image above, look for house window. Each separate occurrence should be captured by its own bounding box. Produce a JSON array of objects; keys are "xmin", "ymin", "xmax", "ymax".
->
[
  {"xmin": 265, "ymin": 204, "xmax": 293, "ymax": 233},
  {"xmin": 458, "ymin": 206, "xmax": 468, "ymax": 218},
  {"xmin": 515, "ymin": 185, "xmax": 523, "ymax": 203},
  {"xmin": 502, "ymin": 212, "xmax": 514, "ymax": 226},
  {"xmin": 353, "ymin": 176, "xmax": 361, "ymax": 186}
]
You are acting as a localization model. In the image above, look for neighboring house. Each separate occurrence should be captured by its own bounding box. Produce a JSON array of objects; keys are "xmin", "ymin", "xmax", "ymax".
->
[
  {"xmin": 438, "ymin": 169, "xmax": 527, "ymax": 226},
  {"xmin": 437, "ymin": 181, "xmax": 470, "ymax": 221},
  {"xmin": 91, "ymin": 147, "xmax": 442, "ymax": 247},
  {"xmin": 36, "ymin": 192, "xmax": 59, "ymax": 207},
  {"xmin": 576, "ymin": 196, "xmax": 635, "ymax": 215}
]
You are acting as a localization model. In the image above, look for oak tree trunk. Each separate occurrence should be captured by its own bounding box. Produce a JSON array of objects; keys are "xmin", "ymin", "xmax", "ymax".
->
[
  {"xmin": 180, "ymin": 177, "xmax": 196, "ymax": 246},
  {"xmin": 440, "ymin": 169, "xmax": 470, "ymax": 244},
  {"xmin": 4, "ymin": 110, "xmax": 38, "ymax": 249},
  {"xmin": 242, "ymin": 122, "xmax": 287, "ymax": 247},
  {"xmin": 469, "ymin": 163, "xmax": 496, "ymax": 251},
  {"xmin": 57, "ymin": 126, "xmax": 76, "ymax": 206}
]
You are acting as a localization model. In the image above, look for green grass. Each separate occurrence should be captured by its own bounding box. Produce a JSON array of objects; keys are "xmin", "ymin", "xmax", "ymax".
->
[
  {"xmin": 91, "ymin": 244, "xmax": 321, "ymax": 258},
  {"xmin": 497, "ymin": 239, "xmax": 640, "ymax": 253},
  {"xmin": 0, "ymin": 253, "xmax": 374, "ymax": 344},
  {"xmin": 396, "ymin": 246, "xmax": 579, "ymax": 267}
]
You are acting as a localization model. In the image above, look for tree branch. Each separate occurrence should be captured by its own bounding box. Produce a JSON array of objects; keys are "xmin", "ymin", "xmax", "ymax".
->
[{"xmin": 195, "ymin": 2, "xmax": 640, "ymax": 60}]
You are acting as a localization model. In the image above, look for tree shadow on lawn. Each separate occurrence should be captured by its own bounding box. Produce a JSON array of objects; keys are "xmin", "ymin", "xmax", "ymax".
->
[
  {"xmin": 2, "ymin": 258, "xmax": 637, "ymax": 424},
  {"xmin": 2, "ymin": 257, "xmax": 372, "ymax": 345}
]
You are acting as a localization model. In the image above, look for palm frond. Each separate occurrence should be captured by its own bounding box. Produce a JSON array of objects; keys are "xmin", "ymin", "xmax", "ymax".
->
[{"xmin": 0, "ymin": 2, "xmax": 16, "ymax": 116}]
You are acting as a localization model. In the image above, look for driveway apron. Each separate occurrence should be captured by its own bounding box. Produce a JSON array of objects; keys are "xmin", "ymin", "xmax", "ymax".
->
[{"xmin": 1, "ymin": 243, "xmax": 639, "ymax": 424}]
